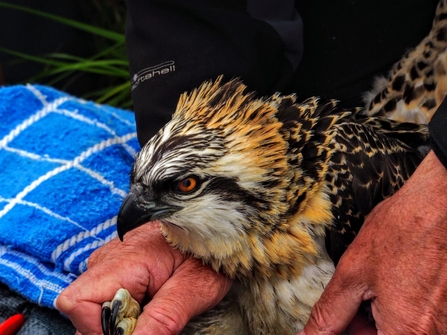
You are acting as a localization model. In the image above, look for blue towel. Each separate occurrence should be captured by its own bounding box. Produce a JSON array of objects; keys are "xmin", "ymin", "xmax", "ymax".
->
[{"xmin": 0, "ymin": 85, "xmax": 140, "ymax": 308}]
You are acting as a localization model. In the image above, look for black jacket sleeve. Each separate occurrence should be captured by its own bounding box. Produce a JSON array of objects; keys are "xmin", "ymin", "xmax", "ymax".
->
[
  {"xmin": 430, "ymin": 98, "xmax": 447, "ymax": 169},
  {"xmin": 125, "ymin": 0, "xmax": 302, "ymax": 145}
]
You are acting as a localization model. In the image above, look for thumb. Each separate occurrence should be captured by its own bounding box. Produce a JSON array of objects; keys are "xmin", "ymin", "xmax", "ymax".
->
[
  {"xmin": 298, "ymin": 259, "xmax": 367, "ymax": 335},
  {"xmin": 133, "ymin": 257, "xmax": 232, "ymax": 335}
]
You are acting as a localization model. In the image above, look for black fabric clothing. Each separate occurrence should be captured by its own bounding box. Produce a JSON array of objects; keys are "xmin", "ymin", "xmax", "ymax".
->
[
  {"xmin": 126, "ymin": 0, "xmax": 301, "ymax": 145},
  {"xmin": 246, "ymin": 0, "xmax": 303, "ymax": 70},
  {"xmin": 292, "ymin": 0, "xmax": 439, "ymax": 106},
  {"xmin": 430, "ymin": 99, "xmax": 447, "ymax": 169},
  {"xmin": 126, "ymin": 0, "xmax": 439, "ymax": 146}
]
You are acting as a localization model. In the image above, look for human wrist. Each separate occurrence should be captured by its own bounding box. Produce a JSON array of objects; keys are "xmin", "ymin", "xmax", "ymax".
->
[
  {"xmin": 418, "ymin": 150, "xmax": 447, "ymax": 189},
  {"xmin": 399, "ymin": 150, "xmax": 447, "ymax": 218}
]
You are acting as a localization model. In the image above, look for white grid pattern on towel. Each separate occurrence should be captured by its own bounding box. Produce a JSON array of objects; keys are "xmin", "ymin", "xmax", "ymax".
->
[{"xmin": 0, "ymin": 85, "xmax": 137, "ymax": 275}]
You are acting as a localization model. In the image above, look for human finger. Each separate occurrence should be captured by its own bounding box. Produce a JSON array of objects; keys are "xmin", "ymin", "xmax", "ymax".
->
[
  {"xmin": 56, "ymin": 259, "xmax": 151, "ymax": 334},
  {"xmin": 132, "ymin": 257, "xmax": 232, "ymax": 335},
  {"xmin": 298, "ymin": 252, "xmax": 368, "ymax": 335},
  {"xmin": 57, "ymin": 223, "xmax": 184, "ymax": 333}
]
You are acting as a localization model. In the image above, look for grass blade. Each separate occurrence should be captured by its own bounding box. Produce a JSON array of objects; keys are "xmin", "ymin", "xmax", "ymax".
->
[{"xmin": 0, "ymin": 1, "xmax": 124, "ymax": 42}]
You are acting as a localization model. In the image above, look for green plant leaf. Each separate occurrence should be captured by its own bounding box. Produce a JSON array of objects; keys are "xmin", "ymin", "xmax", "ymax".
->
[
  {"xmin": 95, "ymin": 81, "xmax": 131, "ymax": 104},
  {"xmin": 0, "ymin": 1, "xmax": 131, "ymax": 108},
  {"xmin": 0, "ymin": 1, "xmax": 124, "ymax": 42},
  {"xmin": 0, "ymin": 48, "xmax": 129, "ymax": 77}
]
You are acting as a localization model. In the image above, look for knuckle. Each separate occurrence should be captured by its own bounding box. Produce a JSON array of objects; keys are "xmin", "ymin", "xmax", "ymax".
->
[
  {"xmin": 306, "ymin": 304, "xmax": 338, "ymax": 335},
  {"xmin": 336, "ymin": 246, "xmax": 370, "ymax": 283},
  {"xmin": 87, "ymin": 247, "xmax": 102, "ymax": 268},
  {"xmin": 87, "ymin": 239, "xmax": 118, "ymax": 268}
]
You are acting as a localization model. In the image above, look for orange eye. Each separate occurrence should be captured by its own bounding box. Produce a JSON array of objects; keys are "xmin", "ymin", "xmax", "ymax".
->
[{"xmin": 177, "ymin": 177, "xmax": 198, "ymax": 193}]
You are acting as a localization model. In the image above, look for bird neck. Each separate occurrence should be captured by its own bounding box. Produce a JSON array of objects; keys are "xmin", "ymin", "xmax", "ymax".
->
[
  {"xmin": 234, "ymin": 250, "xmax": 335, "ymax": 334},
  {"xmin": 231, "ymin": 182, "xmax": 334, "ymax": 281}
]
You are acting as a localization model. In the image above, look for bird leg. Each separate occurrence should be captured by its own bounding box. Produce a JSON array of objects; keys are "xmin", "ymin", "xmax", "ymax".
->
[{"xmin": 102, "ymin": 288, "xmax": 140, "ymax": 335}]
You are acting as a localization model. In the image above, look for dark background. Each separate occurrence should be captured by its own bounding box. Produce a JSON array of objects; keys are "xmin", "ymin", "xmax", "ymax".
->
[{"xmin": 0, "ymin": 0, "xmax": 127, "ymax": 96}]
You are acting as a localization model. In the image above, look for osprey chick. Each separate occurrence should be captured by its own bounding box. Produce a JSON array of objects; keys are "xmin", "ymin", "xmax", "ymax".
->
[{"xmin": 106, "ymin": 77, "xmax": 428, "ymax": 335}]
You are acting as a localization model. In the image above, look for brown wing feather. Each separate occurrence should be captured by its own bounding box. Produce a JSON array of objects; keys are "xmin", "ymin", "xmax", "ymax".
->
[
  {"xmin": 325, "ymin": 117, "xmax": 429, "ymax": 262},
  {"xmin": 276, "ymin": 95, "xmax": 429, "ymax": 263}
]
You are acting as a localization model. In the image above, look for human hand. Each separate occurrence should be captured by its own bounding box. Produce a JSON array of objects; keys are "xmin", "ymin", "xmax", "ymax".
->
[
  {"xmin": 56, "ymin": 222, "xmax": 232, "ymax": 335},
  {"xmin": 299, "ymin": 150, "xmax": 447, "ymax": 335}
]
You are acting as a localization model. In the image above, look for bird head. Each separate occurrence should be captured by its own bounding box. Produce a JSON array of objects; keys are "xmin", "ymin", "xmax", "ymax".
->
[{"xmin": 117, "ymin": 77, "xmax": 326, "ymax": 278}]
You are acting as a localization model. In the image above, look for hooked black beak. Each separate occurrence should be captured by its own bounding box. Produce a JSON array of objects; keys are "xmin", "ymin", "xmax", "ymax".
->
[{"xmin": 117, "ymin": 193, "xmax": 180, "ymax": 241}]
